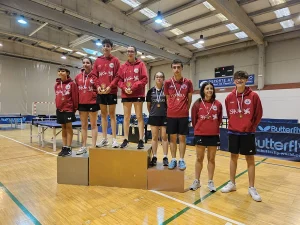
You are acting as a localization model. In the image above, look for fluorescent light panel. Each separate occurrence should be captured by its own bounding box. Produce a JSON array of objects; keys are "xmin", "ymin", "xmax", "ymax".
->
[
  {"xmin": 203, "ymin": 1, "xmax": 215, "ymax": 11},
  {"xmin": 216, "ymin": 13, "xmax": 228, "ymax": 21},
  {"xmin": 140, "ymin": 8, "xmax": 157, "ymax": 18},
  {"xmin": 235, "ymin": 32, "xmax": 248, "ymax": 39},
  {"xmin": 269, "ymin": 0, "xmax": 286, "ymax": 6},
  {"xmin": 280, "ymin": 19, "xmax": 295, "ymax": 28},
  {"xmin": 60, "ymin": 47, "xmax": 73, "ymax": 52},
  {"xmin": 274, "ymin": 7, "xmax": 291, "ymax": 18},
  {"xmin": 170, "ymin": 28, "xmax": 184, "ymax": 35},
  {"xmin": 75, "ymin": 51, "xmax": 87, "ymax": 56},
  {"xmin": 193, "ymin": 43, "xmax": 204, "ymax": 49},
  {"xmin": 226, "ymin": 23, "xmax": 239, "ymax": 31},
  {"xmin": 121, "ymin": 0, "xmax": 140, "ymax": 8},
  {"xmin": 146, "ymin": 55, "xmax": 155, "ymax": 59},
  {"xmin": 183, "ymin": 36, "xmax": 194, "ymax": 42}
]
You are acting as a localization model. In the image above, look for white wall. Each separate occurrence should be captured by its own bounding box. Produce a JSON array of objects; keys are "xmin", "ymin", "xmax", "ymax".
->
[{"xmin": 266, "ymin": 38, "xmax": 300, "ymax": 85}]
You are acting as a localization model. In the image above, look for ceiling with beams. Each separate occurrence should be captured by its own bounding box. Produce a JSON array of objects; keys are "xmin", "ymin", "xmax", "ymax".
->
[{"xmin": 0, "ymin": 0, "xmax": 299, "ymax": 65}]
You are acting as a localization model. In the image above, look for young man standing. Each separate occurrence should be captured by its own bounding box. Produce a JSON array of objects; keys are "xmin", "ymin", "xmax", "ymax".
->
[
  {"xmin": 93, "ymin": 39, "xmax": 120, "ymax": 148},
  {"xmin": 221, "ymin": 71, "xmax": 263, "ymax": 202},
  {"xmin": 164, "ymin": 59, "xmax": 193, "ymax": 170}
]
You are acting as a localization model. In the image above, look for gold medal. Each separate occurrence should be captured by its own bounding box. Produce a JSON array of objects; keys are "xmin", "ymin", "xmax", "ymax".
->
[
  {"xmin": 61, "ymin": 97, "xmax": 64, "ymax": 101},
  {"xmin": 157, "ymin": 104, "xmax": 160, "ymax": 108},
  {"xmin": 239, "ymin": 114, "xmax": 243, "ymax": 118},
  {"xmin": 177, "ymin": 98, "xmax": 180, "ymax": 101}
]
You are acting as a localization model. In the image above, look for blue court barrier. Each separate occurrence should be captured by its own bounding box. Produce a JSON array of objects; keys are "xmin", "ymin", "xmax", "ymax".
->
[{"xmin": 220, "ymin": 128, "xmax": 300, "ymax": 162}]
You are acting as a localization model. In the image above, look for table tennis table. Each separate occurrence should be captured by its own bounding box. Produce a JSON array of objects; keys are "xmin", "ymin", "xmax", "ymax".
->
[
  {"xmin": 30, "ymin": 119, "xmax": 98, "ymax": 152},
  {"xmin": 0, "ymin": 114, "xmax": 23, "ymax": 129}
]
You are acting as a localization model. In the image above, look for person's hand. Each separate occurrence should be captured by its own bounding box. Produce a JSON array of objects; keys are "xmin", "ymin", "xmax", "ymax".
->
[
  {"xmin": 103, "ymin": 86, "xmax": 111, "ymax": 94},
  {"xmin": 97, "ymin": 86, "xmax": 102, "ymax": 94},
  {"xmin": 125, "ymin": 88, "xmax": 132, "ymax": 95}
]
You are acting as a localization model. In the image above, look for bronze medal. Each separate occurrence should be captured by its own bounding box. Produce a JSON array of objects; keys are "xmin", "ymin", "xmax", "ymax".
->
[
  {"xmin": 239, "ymin": 114, "xmax": 243, "ymax": 118},
  {"xmin": 157, "ymin": 103, "xmax": 160, "ymax": 108}
]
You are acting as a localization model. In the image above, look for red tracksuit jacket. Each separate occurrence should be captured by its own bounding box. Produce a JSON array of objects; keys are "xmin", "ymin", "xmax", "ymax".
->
[
  {"xmin": 75, "ymin": 69, "xmax": 98, "ymax": 104},
  {"xmin": 117, "ymin": 59, "xmax": 148, "ymax": 98},
  {"xmin": 225, "ymin": 87, "xmax": 263, "ymax": 133},
  {"xmin": 55, "ymin": 77, "xmax": 78, "ymax": 112},
  {"xmin": 191, "ymin": 99, "xmax": 223, "ymax": 136},
  {"xmin": 93, "ymin": 55, "xmax": 120, "ymax": 95}
]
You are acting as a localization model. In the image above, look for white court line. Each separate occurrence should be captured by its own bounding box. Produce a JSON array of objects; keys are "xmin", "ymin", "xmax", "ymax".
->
[
  {"xmin": 150, "ymin": 190, "xmax": 245, "ymax": 225},
  {"xmin": 0, "ymin": 134, "xmax": 57, "ymax": 157}
]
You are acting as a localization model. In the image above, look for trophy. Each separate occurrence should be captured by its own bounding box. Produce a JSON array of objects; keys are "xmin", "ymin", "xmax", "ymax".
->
[{"xmin": 101, "ymin": 83, "xmax": 106, "ymax": 92}]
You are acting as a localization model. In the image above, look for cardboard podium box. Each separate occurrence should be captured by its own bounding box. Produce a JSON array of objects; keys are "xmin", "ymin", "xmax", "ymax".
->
[
  {"xmin": 89, "ymin": 144, "xmax": 152, "ymax": 189},
  {"xmin": 57, "ymin": 151, "xmax": 89, "ymax": 185},
  {"xmin": 147, "ymin": 163, "xmax": 185, "ymax": 192}
]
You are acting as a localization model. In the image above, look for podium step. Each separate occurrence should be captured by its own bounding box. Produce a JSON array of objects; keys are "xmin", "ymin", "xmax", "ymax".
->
[
  {"xmin": 89, "ymin": 144, "xmax": 152, "ymax": 189},
  {"xmin": 57, "ymin": 151, "xmax": 89, "ymax": 186},
  {"xmin": 147, "ymin": 162, "xmax": 185, "ymax": 192}
]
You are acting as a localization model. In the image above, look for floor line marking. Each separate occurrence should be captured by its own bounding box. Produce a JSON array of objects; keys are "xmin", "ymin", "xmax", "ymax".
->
[
  {"xmin": 151, "ymin": 190, "xmax": 245, "ymax": 225},
  {"xmin": 0, "ymin": 134, "xmax": 57, "ymax": 157}
]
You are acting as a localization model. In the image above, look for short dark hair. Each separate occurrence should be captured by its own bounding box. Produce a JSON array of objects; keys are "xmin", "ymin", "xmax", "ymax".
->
[
  {"xmin": 233, "ymin": 71, "xmax": 249, "ymax": 80},
  {"xmin": 154, "ymin": 71, "xmax": 165, "ymax": 80},
  {"xmin": 82, "ymin": 57, "xmax": 93, "ymax": 65},
  {"xmin": 58, "ymin": 66, "xmax": 70, "ymax": 74},
  {"xmin": 171, "ymin": 59, "xmax": 183, "ymax": 68},
  {"xmin": 128, "ymin": 46, "xmax": 137, "ymax": 54},
  {"xmin": 102, "ymin": 39, "xmax": 113, "ymax": 47},
  {"xmin": 200, "ymin": 82, "xmax": 216, "ymax": 101}
]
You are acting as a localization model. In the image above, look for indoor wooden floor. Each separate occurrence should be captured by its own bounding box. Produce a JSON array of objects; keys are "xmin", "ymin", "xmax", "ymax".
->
[{"xmin": 0, "ymin": 125, "xmax": 300, "ymax": 225}]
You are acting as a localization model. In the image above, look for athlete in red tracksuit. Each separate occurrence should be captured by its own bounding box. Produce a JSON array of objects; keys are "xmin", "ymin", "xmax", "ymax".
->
[
  {"xmin": 221, "ymin": 71, "xmax": 263, "ymax": 202},
  {"xmin": 75, "ymin": 57, "xmax": 99, "ymax": 155},
  {"xmin": 93, "ymin": 39, "xmax": 120, "ymax": 148},
  {"xmin": 55, "ymin": 66, "xmax": 78, "ymax": 157},
  {"xmin": 117, "ymin": 46, "xmax": 148, "ymax": 149},
  {"xmin": 190, "ymin": 81, "xmax": 222, "ymax": 192}
]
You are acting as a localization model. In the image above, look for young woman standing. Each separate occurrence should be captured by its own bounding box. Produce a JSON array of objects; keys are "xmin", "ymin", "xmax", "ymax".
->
[{"xmin": 190, "ymin": 82, "xmax": 223, "ymax": 192}]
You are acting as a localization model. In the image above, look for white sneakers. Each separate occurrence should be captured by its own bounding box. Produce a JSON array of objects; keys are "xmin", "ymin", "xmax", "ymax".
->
[
  {"xmin": 221, "ymin": 181, "xmax": 237, "ymax": 193},
  {"xmin": 189, "ymin": 180, "xmax": 216, "ymax": 192},
  {"xmin": 96, "ymin": 138, "xmax": 119, "ymax": 148},
  {"xmin": 248, "ymin": 187, "xmax": 262, "ymax": 202},
  {"xmin": 76, "ymin": 146, "xmax": 87, "ymax": 155},
  {"xmin": 207, "ymin": 180, "xmax": 216, "ymax": 192},
  {"xmin": 189, "ymin": 179, "xmax": 201, "ymax": 191},
  {"xmin": 221, "ymin": 181, "xmax": 262, "ymax": 202}
]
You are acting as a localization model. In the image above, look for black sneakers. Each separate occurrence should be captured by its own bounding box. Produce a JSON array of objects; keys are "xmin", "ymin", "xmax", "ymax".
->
[
  {"xmin": 120, "ymin": 139, "xmax": 129, "ymax": 148},
  {"xmin": 151, "ymin": 156, "xmax": 157, "ymax": 166},
  {"xmin": 58, "ymin": 147, "xmax": 66, "ymax": 156},
  {"xmin": 163, "ymin": 157, "xmax": 169, "ymax": 166},
  {"xmin": 58, "ymin": 146, "xmax": 72, "ymax": 157},
  {"xmin": 137, "ymin": 139, "xmax": 144, "ymax": 149}
]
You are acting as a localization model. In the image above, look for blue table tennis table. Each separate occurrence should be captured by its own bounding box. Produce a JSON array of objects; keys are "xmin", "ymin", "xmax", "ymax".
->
[
  {"xmin": 30, "ymin": 120, "xmax": 96, "ymax": 152},
  {"xmin": 0, "ymin": 114, "xmax": 23, "ymax": 129}
]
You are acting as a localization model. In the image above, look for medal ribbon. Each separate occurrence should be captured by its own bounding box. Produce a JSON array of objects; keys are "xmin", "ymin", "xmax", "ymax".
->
[
  {"xmin": 171, "ymin": 77, "xmax": 185, "ymax": 98},
  {"xmin": 236, "ymin": 90, "xmax": 244, "ymax": 114},
  {"xmin": 200, "ymin": 98, "xmax": 215, "ymax": 118}
]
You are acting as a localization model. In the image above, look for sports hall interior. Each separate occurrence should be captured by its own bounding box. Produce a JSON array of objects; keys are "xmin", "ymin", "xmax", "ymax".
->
[{"xmin": 0, "ymin": 0, "xmax": 300, "ymax": 224}]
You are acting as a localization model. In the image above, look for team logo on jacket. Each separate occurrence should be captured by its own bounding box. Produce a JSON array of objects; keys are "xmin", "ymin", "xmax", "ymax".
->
[
  {"xmin": 244, "ymin": 99, "xmax": 251, "ymax": 105},
  {"xmin": 90, "ymin": 79, "xmax": 94, "ymax": 84},
  {"xmin": 181, "ymin": 84, "xmax": 187, "ymax": 89},
  {"xmin": 109, "ymin": 63, "xmax": 114, "ymax": 68},
  {"xmin": 212, "ymin": 105, "xmax": 217, "ymax": 111},
  {"xmin": 134, "ymin": 68, "xmax": 139, "ymax": 73},
  {"xmin": 65, "ymin": 84, "xmax": 70, "ymax": 90}
]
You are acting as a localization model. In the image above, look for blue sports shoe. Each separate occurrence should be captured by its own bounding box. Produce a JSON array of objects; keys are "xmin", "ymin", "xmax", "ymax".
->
[
  {"xmin": 168, "ymin": 159, "xmax": 177, "ymax": 170},
  {"xmin": 178, "ymin": 160, "xmax": 186, "ymax": 171}
]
